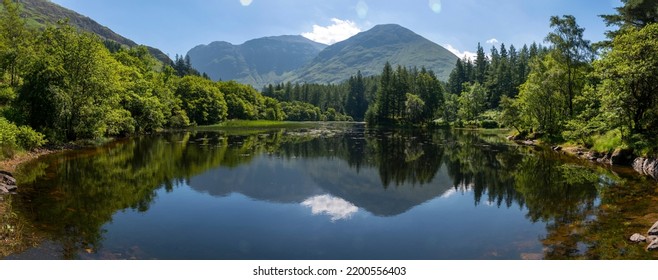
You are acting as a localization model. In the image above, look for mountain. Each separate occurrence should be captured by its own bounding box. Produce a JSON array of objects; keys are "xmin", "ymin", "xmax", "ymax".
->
[
  {"xmin": 291, "ymin": 24, "xmax": 458, "ymax": 84},
  {"xmin": 187, "ymin": 35, "xmax": 327, "ymax": 86},
  {"xmin": 11, "ymin": 0, "xmax": 172, "ymax": 64},
  {"xmin": 187, "ymin": 24, "xmax": 458, "ymax": 87}
]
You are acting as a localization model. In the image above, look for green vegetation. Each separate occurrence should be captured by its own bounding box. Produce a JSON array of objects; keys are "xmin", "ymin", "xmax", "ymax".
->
[{"xmin": 0, "ymin": 0, "xmax": 351, "ymax": 159}]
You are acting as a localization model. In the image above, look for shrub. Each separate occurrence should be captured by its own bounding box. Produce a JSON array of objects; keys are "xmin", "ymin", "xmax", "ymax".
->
[{"xmin": 16, "ymin": 126, "xmax": 47, "ymax": 150}]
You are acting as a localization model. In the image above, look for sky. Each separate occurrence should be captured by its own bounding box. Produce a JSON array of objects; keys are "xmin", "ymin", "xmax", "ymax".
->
[{"xmin": 50, "ymin": 0, "xmax": 623, "ymax": 59}]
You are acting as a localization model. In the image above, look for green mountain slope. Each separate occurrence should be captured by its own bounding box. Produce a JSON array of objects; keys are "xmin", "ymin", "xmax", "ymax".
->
[
  {"xmin": 291, "ymin": 24, "xmax": 458, "ymax": 84},
  {"xmin": 187, "ymin": 35, "xmax": 327, "ymax": 87},
  {"xmin": 10, "ymin": 0, "xmax": 172, "ymax": 64}
]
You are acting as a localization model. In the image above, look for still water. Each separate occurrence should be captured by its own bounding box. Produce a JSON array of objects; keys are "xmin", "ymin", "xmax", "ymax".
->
[{"xmin": 6, "ymin": 123, "xmax": 658, "ymax": 259}]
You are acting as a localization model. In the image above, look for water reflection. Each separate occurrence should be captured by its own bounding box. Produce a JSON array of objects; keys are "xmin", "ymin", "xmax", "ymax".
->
[
  {"xmin": 7, "ymin": 124, "xmax": 658, "ymax": 259},
  {"xmin": 301, "ymin": 195, "xmax": 358, "ymax": 221}
]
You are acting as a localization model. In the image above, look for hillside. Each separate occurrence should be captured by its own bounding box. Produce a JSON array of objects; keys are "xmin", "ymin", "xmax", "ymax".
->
[
  {"xmin": 10, "ymin": 0, "xmax": 172, "ymax": 64},
  {"xmin": 187, "ymin": 35, "xmax": 327, "ymax": 87},
  {"xmin": 291, "ymin": 24, "xmax": 458, "ymax": 84}
]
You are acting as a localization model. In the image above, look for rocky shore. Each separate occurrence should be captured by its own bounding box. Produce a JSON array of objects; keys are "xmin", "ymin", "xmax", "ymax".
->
[
  {"xmin": 509, "ymin": 135, "xmax": 658, "ymax": 180},
  {"xmin": 0, "ymin": 171, "xmax": 17, "ymax": 194}
]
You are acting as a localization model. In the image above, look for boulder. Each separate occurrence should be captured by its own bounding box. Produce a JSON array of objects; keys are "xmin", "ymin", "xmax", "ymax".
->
[
  {"xmin": 633, "ymin": 157, "xmax": 658, "ymax": 179},
  {"xmin": 648, "ymin": 221, "xmax": 658, "ymax": 236},
  {"xmin": 610, "ymin": 148, "xmax": 635, "ymax": 166},
  {"xmin": 0, "ymin": 173, "xmax": 16, "ymax": 186},
  {"xmin": 0, "ymin": 185, "xmax": 8, "ymax": 193},
  {"xmin": 630, "ymin": 233, "xmax": 647, "ymax": 243}
]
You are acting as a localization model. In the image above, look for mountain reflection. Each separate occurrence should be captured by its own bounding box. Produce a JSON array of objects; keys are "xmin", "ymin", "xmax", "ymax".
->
[{"xmin": 10, "ymin": 123, "xmax": 646, "ymax": 259}]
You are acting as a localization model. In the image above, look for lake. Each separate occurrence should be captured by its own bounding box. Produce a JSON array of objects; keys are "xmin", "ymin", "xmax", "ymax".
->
[{"xmin": 5, "ymin": 123, "xmax": 658, "ymax": 259}]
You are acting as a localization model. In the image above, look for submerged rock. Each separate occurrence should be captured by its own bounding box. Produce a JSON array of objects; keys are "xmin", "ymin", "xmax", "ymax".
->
[
  {"xmin": 630, "ymin": 233, "xmax": 647, "ymax": 243},
  {"xmin": 647, "ymin": 238, "xmax": 658, "ymax": 251},
  {"xmin": 648, "ymin": 221, "xmax": 658, "ymax": 236}
]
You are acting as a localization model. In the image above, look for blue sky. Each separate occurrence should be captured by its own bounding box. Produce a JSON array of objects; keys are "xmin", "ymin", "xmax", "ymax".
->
[{"xmin": 50, "ymin": 0, "xmax": 622, "ymax": 59}]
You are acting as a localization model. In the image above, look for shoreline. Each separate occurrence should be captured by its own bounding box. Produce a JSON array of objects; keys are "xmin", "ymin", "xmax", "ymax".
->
[{"xmin": 511, "ymin": 138, "xmax": 658, "ymax": 180}]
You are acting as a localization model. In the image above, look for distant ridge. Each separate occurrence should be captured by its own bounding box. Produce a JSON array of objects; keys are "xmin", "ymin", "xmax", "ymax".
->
[
  {"xmin": 187, "ymin": 24, "xmax": 459, "ymax": 87},
  {"xmin": 187, "ymin": 35, "xmax": 327, "ymax": 86}
]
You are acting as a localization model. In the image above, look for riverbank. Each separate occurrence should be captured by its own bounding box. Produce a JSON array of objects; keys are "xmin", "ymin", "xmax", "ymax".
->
[{"xmin": 505, "ymin": 130, "xmax": 658, "ymax": 180}]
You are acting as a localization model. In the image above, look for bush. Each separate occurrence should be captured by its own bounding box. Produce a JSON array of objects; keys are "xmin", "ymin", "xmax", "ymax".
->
[
  {"xmin": 0, "ymin": 117, "xmax": 47, "ymax": 153},
  {"xmin": 16, "ymin": 126, "xmax": 47, "ymax": 150}
]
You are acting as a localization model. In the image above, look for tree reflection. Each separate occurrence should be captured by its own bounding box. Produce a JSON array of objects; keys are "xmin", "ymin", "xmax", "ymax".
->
[{"xmin": 10, "ymin": 124, "xmax": 653, "ymax": 259}]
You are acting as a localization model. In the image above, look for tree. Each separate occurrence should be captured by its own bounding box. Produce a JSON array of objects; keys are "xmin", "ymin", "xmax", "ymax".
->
[
  {"xmin": 601, "ymin": 0, "xmax": 658, "ymax": 43},
  {"xmin": 17, "ymin": 23, "xmax": 133, "ymax": 141},
  {"xmin": 0, "ymin": 0, "xmax": 32, "ymax": 87},
  {"xmin": 415, "ymin": 70, "xmax": 443, "ymax": 121},
  {"xmin": 404, "ymin": 93, "xmax": 425, "ymax": 123},
  {"xmin": 457, "ymin": 82, "xmax": 487, "ymax": 122},
  {"xmin": 448, "ymin": 58, "xmax": 466, "ymax": 94},
  {"xmin": 516, "ymin": 55, "xmax": 568, "ymax": 136},
  {"xmin": 545, "ymin": 15, "xmax": 593, "ymax": 117},
  {"xmin": 175, "ymin": 76, "xmax": 227, "ymax": 125},
  {"xmin": 345, "ymin": 71, "xmax": 368, "ymax": 121},
  {"xmin": 474, "ymin": 43, "xmax": 488, "ymax": 84},
  {"xmin": 594, "ymin": 23, "xmax": 658, "ymax": 138}
]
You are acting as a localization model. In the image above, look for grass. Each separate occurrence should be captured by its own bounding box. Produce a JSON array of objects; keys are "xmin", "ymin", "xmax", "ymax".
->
[
  {"xmin": 591, "ymin": 130, "xmax": 624, "ymax": 153},
  {"xmin": 0, "ymin": 196, "xmax": 41, "ymax": 258}
]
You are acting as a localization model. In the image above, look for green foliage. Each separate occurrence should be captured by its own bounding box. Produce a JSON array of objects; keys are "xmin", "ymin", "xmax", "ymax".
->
[
  {"xmin": 0, "ymin": 117, "xmax": 45, "ymax": 155},
  {"xmin": 16, "ymin": 125, "xmax": 47, "ymax": 150},
  {"xmin": 280, "ymin": 101, "xmax": 322, "ymax": 121},
  {"xmin": 591, "ymin": 130, "xmax": 623, "ymax": 153},
  {"xmin": 175, "ymin": 75, "xmax": 228, "ymax": 125},
  {"xmin": 16, "ymin": 23, "xmax": 132, "ymax": 141},
  {"xmin": 457, "ymin": 82, "xmax": 487, "ymax": 121},
  {"xmin": 498, "ymin": 96, "xmax": 522, "ymax": 131},
  {"xmin": 516, "ymin": 55, "xmax": 568, "ymax": 136},
  {"xmin": 367, "ymin": 63, "xmax": 444, "ymax": 125},
  {"xmin": 404, "ymin": 93, "xmax": 425, "ymax": 124},
  {"xmin": 595, "ymin": 23, "xmax": 658, "ymax": 139}
]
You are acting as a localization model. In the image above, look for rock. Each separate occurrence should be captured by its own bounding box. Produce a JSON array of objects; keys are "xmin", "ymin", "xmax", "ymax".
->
[
  {"xmin": 552, "ymin": 146, "xmax": 563, "ymax": 152},
  {"xmin": 0, "ymin": 185, "xmax": 8, "ymax": 193},
  {"xmin": 610, "ymin": 148, "xmax": 635, "ymax": 166},
  {"xmin": 630, "ymin": 233, "xmax": 647, "ymax": 243},
  {"xmin": 633, "ymin": 157, "xmax": 658, "ymax": 179},
  {"xmin": 648, "ymin": 221, "xmax": 658, "ymax": 236},
  {"xmin": 647, "ymin": 238, "xmax": 658, "ymax": 251},
  {"xmin": 0, "ymin": 173, "xmax": 16, "ymax": 186}
]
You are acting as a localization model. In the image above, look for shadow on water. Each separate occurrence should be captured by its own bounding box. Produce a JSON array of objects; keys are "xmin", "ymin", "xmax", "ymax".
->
[{"xmin": 5, "ymin": 123, "xmax": 658, "ymax": 259}]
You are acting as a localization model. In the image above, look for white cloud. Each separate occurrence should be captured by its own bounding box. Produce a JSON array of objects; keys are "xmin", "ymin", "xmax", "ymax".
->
[
  {"xmin": 301, "ymin": 18, "xmax": 361, "ymax": 45},
  {"xmin": 239, "ymin": 0, "xmax": 252, "ymax": 6},
  {"xmin": 443, "ymin": 44, "xmax": 477, "ymax": 61},
  {"xmin": 301, "ymin": 194, "xmax": 358, "ymax": 221},
  {"xmin": 356, "ymin": 0, "xmax": 368, "ymax": 19},
  {"xmin": 486, "ymin": 38, "xmax": 499, "ymax": 44}
]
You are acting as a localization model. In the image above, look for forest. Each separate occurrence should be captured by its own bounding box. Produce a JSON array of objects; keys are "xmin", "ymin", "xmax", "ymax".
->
[{"xmin": 1, "ymin": 0, "xmax": 658, "ymax": 158}]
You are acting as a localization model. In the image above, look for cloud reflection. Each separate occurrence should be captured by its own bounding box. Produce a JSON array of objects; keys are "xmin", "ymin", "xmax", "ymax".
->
[{"xmin": 301, "ymin": 194, "xmax": 358, "ymax": 221}]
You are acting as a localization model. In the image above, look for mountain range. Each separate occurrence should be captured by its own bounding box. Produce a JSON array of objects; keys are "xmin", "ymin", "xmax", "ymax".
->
[
  {"xmin": 12, "ymin": 0, "xmax": 172, "ymax": 64},
  {"xmin": 11, "ymin": 0, "xmax": 458, "ymax": 87},
  {"xmin": 188, "ymin": 24, "xmax": 459, "ymax": 88}
]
